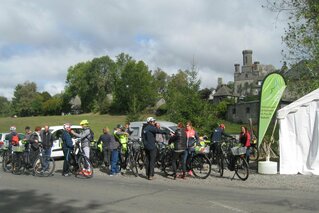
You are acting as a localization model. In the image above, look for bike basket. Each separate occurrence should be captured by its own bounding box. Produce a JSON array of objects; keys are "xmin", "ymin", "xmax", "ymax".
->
[
  {"xmin": 231, "ymin": 146, "xmax": 246, "ymax": 156},
  {"xmin": 12, "ymin": 145, "xmax": 25, "ymax": 152}
]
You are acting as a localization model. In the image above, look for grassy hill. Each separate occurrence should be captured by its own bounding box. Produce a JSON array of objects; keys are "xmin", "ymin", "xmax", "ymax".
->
[
  {"xmin": 0, "ymin": 114, "xmax": 127, "ymax": 136},
  {"xmin": 0, "ymin": 114, "xmax": 245, "ymax": 137}
]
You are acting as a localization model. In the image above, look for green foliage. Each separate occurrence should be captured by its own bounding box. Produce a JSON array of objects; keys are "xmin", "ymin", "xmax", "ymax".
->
[
  {"xmin": 42, "ymin": 96, "xmax": 62, "ymax": 115},
  {"xmin": 12, "ymin": 81, "xmax": 39, "ymax": 116},
  {"xmin": 264, "ymin": 0, "xmax": 319, "ymax": 95},
  {"xmin": 0, "ymin": 96, "xmax": 12, "ymax": 117},
  {"xmin": 112, "ymin": 58, "xmax": 156, "ymax": 114}
]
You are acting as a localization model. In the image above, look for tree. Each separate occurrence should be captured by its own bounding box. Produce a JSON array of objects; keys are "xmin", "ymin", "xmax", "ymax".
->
[
  {"xmin": 264, "ymin": 0, "xmax": 319, "ymax": 95},
  {"xmin": 65, "ymin": 55, "xmax": 116, "ymax": 113},
  {"xmin": 112, "ymin": 59, "xmax": 156, "ymax": 115},
  {"xmin": 12, "ymin": 81, "xmax": 40, "ymax": 116},
  {"xmin": 152, "ymin": 68, "xmax": 169, "ymax": 96},
  {"xmin": 198, "ymin": 88, "xmax": 212, "ymax": 100},
  {"xmin": 0, "ymin": 96, "xmax": 11, "ymax": 117}
]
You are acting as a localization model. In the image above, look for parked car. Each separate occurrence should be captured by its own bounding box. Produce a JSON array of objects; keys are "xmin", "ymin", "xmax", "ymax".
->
[
  {"xmin": 49, "ymin": 125, "xmax": 83, "ymax": 158},
  {"xmin": 129, "ymin": 121, "xmax": 177, "ymax": 142}
]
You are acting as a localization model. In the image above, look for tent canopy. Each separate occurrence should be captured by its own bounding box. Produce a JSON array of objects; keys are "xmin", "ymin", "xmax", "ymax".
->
[{"xmin": 277, "ymin": 88, "xmax": 319, "ymax": 175}]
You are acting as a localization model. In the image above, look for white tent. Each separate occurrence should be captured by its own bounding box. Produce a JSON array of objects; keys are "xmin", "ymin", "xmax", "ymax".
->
[{"xmin": 277, "ymin": 88, "xmax": 319, "ymax": 175}]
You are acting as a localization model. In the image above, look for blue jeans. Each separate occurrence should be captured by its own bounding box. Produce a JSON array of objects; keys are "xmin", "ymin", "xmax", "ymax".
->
[
  {"xmin": 111, "ymin": 149, "xmax": 119, "ymax": 175},
  {"xmin": 42, "ymin": 148, "xmax": 51, "ymax": 171}
]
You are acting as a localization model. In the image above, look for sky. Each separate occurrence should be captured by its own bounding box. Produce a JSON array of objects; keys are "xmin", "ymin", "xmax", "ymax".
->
[{"xmin": 0, "ymin": 0, "xmax": 287, "ymax": 100}]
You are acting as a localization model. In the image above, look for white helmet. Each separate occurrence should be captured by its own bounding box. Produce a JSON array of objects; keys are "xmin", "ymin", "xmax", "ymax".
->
[
  {"xmin": 10, "ymin": 126, "xmax": 16, "ymax": 131},
  {"xmin": 146, "ymin": 117, "xmax": 156, "ymax": 123}
]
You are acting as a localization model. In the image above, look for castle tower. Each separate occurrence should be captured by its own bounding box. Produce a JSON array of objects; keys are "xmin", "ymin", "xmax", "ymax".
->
[{"xmin": 242, "ymin": 50, "xmax": 253, "ymax": 66}]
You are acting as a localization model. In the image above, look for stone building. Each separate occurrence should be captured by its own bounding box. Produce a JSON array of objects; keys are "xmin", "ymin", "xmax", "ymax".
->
[{"xmin": 234, "ymin": 50, "xmax": 275, "ymax": 97}]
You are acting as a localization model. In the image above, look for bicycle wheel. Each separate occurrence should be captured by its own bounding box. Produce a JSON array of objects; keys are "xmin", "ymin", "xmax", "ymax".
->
[
  {"xmin": 249, "ymin": 146, "xmax": 258, "ymax": 161},
  {"xmin": 77, "ymin": 155, "xmax": 94, "ymax": 178},
  {"xmin": 137, "ymin": 150, "xmax": 145, "ymax": 170},
  {"xmin": 128, "ymin": 153, "xmax": 138, "ymax": 177},
  {"xmin": 162, "ymin": 151, "xmax": 174, "ymax": 177},
  {"xmin": 12, "ymin": 153, "xmax": 24, "ymax": 175},
  {"xmin": 2, "ymin": 151, "xmax": 13, "ymax": 173},
  {"xmin": 217, "ymin": 155, "xmax": 224, "ymax": 177},
  {"xmin": 90, "ymin": 149, "xmax": 100, "ymax": 168},
  {"xmin": 190, "ymin": 154, "xmax": 211, "ymax": 179},
  {"xmin": 235, "ymin": 156, "xmax": 249, "ymax": 181},
  {"xmin": 33, "ymin": 156, "xmax": 55, "ymax": 177}
]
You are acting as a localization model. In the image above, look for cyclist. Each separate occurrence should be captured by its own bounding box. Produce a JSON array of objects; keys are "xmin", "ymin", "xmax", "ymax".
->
[
  {"xmin": 239, "ymin": 126, "xmax": 251, "ymax": 163},
  {"xmin": 29, "ymin": 127, "xmax": 42, "ymax": 167},
  {"xmin": 5, "ymin": 126, "xmax": 23, "ymax": 151},
  {"xmin": 23, "ymin": 126, "xmax": 32, "ymax": 167},
  {"xmin": 185, "ymin": 121, "xmax": 199, "ymax": 177},
  {"xmin": 143, "ymin": 117, "xmax": 169, "ymax": 180},
  {"xmin": 168, "ymin": 122, "xmax": 187, "ymax": 179},
  {"xmin": 99, "ymin": 127, "xmax": 120, "ymax": 176},
  {"xmin": 61, "ymin": 123, "xmax": 74, "ymax": 176},
  {"xmin": 114, "ymin": 124, "xmax": 129, "ymax": 170},
  {"xmin": 97, "ymin": 127, "xmax": 112, "ymax": 169},
  {"xmin": 210, "ymin": 123, "xmax": 232, "ymax": 160},
  {"xmin": 40, "ymin": 125, "xmax": 54, "ymax": 173},
  {"xmin": 71, "ymin": 120, "xmax": 93, "ymax": 175}
]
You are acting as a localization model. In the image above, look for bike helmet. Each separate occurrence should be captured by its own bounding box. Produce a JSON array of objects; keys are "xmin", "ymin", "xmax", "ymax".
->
[
  {"xmin": 10, "ymin": 126, "xmax": 16, "ymax": 131},
  {"xmin": 80, "ymin": 120, "xmax": 89, "ymax": 126},
  {"xmin": 146, "ymin": 117, "xmax": 156, "ymax": 123},
  {"xmin": 116, "ymin": 124, "xmax": 123, "ymax": 129}
]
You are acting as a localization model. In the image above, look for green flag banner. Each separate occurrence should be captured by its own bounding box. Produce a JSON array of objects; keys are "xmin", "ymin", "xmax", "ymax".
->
[{"xmin": 258, "ymin": 73, "xmax": 286, "ymax": 147}]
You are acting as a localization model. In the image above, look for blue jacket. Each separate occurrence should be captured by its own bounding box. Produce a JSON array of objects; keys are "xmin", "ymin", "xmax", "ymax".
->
[{"xmin": 62, "ymin": 130, "xmax": 74, "ymax": 149}]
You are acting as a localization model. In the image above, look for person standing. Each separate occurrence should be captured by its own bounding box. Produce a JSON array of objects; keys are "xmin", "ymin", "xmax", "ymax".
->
[
  {"xmin": 239, "ymin": 126, "xmax": 251, "ymax": 163},
  {"xmin": 61, "ymin": 123, "xmax": 74, "ymax": 176},
  {"xmin": 185, "ymin": 121, "xmax": 199, "ymax": 177},
  {"xmin": 29, "ymin": 127, "xmax": 42, "ymax": 166},
  {"xmin": 142, "ymin": 117, "xmax": 168, "ymax": 180},
  {"xmin": 40, "ymin": 125, "xmax": 54, "ymax": 172},
  {"xmin": 97, "ymin": 128, "xmax": 111, "ymax": 170},
  {"xmin": 5, "ymin": 126, "xmax": 23, "ymax": 150},
  {"xmin": 210, "ymin": 124, "xmax": 231, "ymax": 160},
  {"xmin": 70, "ymin": 120, "xmax": 92, "ymax": 175},
  {"xmin": 99, "ymin": 127, "xmax": 120, "ymax": 176},
  {"xmin": 168, "ymin": 122, "xmax": 187, "ymax": 179}
]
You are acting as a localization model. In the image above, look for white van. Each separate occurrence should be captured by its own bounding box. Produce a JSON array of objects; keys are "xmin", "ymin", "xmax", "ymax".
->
[
  {"xmin": 129, "ymin": 121, "xmax": 177, "ymax": 141},
  {"xmin": 49, "ymin": 125, "xmax": 83, "ymax": 158}
]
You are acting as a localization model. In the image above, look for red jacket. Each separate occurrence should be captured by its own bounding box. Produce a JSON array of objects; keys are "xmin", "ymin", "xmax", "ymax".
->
[{"xmin": 239, "ymin": 131, "xmax": 251, "ymax": 147}]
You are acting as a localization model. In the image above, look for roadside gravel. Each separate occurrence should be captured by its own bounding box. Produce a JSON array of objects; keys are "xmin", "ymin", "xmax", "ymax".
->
[{"xmin": 53, "ymin": 160, "xmax": 319, "ymax": 193}]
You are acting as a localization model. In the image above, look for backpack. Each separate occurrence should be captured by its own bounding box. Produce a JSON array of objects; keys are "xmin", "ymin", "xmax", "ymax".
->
[
  {"xmin": 12, "ymin": 134, "xmax": 19, "ymax": 146},
  {"xmin": 87, "ymin": 129, "xmax": 94, "ymax": 142}
]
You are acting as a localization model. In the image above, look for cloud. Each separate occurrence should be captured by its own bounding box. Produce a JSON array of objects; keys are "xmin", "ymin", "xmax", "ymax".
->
[{"xmin": 0, "ymin": 0, "xmax": 287, "ymax": 99}]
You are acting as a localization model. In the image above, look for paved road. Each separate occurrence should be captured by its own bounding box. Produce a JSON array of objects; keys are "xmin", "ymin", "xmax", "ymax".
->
[{"xmin": 0, "ymin": 161, "xmax": 319, "ymax": 213}]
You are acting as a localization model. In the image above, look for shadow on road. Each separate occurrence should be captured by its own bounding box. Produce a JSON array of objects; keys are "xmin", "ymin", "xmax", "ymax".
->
[{"xmin": 0, "ymin": 188, "xmax": 103, "ymax": 213}]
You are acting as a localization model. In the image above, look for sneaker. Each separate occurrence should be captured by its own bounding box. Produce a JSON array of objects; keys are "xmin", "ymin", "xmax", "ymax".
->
[
  {"xmin": 148, "ymin": 176, "xmax": 155, "ymax": 180},
  {"xmin": 188, "ymin": 170, "xmax": 194, "ymax": 177},
  {"xmin": 63, "ymin": 173, "xmax": 70, "ymax": 177},
  {"xmin": 109, "ymin": 174, "xmax": 114, "ymax": 177},
  {"xmin": 84, "ymin": 170, "xmax": 92, "ymax": 176}
]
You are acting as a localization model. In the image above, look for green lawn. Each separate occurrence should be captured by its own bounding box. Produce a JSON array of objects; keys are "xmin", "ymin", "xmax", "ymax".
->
[
  {"xmin": 0, "ymin": 114, "xmax": 246, "ymax": 136},
  {"xmin": 0, "ymin": 114, "xmax": 127, "ymax": 136}
]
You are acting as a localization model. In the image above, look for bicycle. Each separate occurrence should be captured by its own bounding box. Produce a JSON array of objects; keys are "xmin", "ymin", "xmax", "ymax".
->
[
  {"xmin": 1, "ymin": 140, "xmax": 13, "ymax": 172},
  {"xmin": 217, "ymin": 138, "xmax": 249, "ymax": 181},
  {"xmin": 89, "ymin": 141, "xmax": 104, "ymax": 168},
  {"xmin": 69, "ymin": 139, "xmax": 94, "ymax": 178},
  {"xmin": 123, "ymin": 138, "xmax": 140, "ymax": 177},
  {"xmin": 33, "ymin": 143, "xmax": 55, "ymax": 177},
  {"xmin": 163, "ymin": 146, "xmax": 212, "ymax": 179},
  {"xmin": 11, "ymin": 142, "xmax": 33, "ymax": 175}
]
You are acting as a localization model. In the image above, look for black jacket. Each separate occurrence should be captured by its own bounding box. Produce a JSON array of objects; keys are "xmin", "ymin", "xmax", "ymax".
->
[
  {"xmin": 142, "ymin": 124, "xmax": 166, "ymax": 151},
  {"xmin": 40, "ymin": 130, "xmax": 54, "ymax": 149},
  {"xmin": 97, "ymin": 133, "xmax": 119, "ymax": 150},
  {"xmin": 169, "ymin": 128, "xmax": 187, "ymax": 151}
]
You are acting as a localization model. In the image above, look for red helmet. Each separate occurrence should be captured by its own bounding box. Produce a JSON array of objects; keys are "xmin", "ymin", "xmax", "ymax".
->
[{"xmin": 220, "ymin": 124, "xmax": 225, "ymax": 129}]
